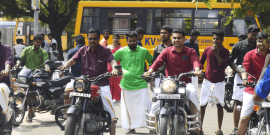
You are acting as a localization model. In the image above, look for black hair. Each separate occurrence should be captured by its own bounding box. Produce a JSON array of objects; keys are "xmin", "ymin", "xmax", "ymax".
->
[
  {"xmin": 247, "ymin": 25, "xmax": 260, "ymax": 33},
  {"xmin": 135, "ymin": 27, "xmax": 145, "ymax": 35},
  {"xmin": 161, "ymin": 25, "xmax": 173, "ymax": 34},
  {"xmin": 34, "ymin": 34, "xmax": 44, "ymax": 41},
  {"xmin": 113, "ymin": 34, "xmax": 120, "ymax": 39},
  {"xmin": 40, "ymin": 33, "xmax": 45, "ymax": 38},
  {"xmin": 29, "ymin": 40, "xmax": 33, "ymax": 43},
  {"xmin": 16, "ymin": 39, "xmax": 21, "ymax": 44},
  {"xmin": 256, "ymin": 31, "xmax": 269, "ymax": 40},
  {"xmin": 51, "ymin": 43, "xmax": 57, "ymax": 47},
  {"xmin": 0, "ymin": 31, "xmax": 1, "ymax": 38},
  {"xmin": 88, "ymin": 28, "xmax": 100, "ymax": 39},
  {"xmin": 103, "ymin": 29, "xmax": 109, "ymax": 34},
  {"xmin": 212, "ymin": 30, "xmax": 224, "ymax": 39},
  {"xmin": 238, "ymin": 34, "xmax": 247, "ymax": 39},
  {"xmin": 172, "ymin": 29, "xmax": 185, "ymax": 37},
  {"xmin": 41, "ymin": 42, "xmax": 45, "ymax": 48},
  {"xmin": 75, "ymin": 35, "xmax": 85, "ymax": 45},
  {"xmin": 125, "ymin": 31, "xmax": 138, "ymax": 40},
  {"xmin": 191, "ymin": 29, "xmax": 200, "ymax": 36},
  {"xmin": 48, "ymin": 33, "xmax": 54, "ymax": 38}
]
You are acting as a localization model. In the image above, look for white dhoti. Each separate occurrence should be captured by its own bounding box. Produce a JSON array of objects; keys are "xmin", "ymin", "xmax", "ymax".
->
[
  {"xmin": 240, "ymin": 92, "xmax": 254, "ymax": 119},
  {"xmin": 65, "ymin": 82, "xmax": 116, "ymax": 120},
  {"xmin": 121, "ymin": 88, "xmax": 151, "ymax": 130},
  {"xmin": 200, "ymin": 79, "xmax": 225, "ymax": 107},
  {"xmin": 150, "ymin": 78, "xmax": 161, "ymax": 115},
  {"xmin": 232, "ymin": 74, "xmax": 245, "ymax": 102}
]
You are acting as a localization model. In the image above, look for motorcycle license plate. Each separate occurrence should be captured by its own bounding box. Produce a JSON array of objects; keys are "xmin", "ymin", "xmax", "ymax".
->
[
  {"xmin": 157, "ymin": 94, "xmax": 181, "ymax": 99},
  {"xmin": 14, "ymin": 83, "xmax": 29, "ymax": 87},
  {"xmin": 69, "ymin": 92, "xmax": 91, "ymax": 98},
  {"xmin": 262, "ymin": 102, "xmax": 270, "ymax": 108}
]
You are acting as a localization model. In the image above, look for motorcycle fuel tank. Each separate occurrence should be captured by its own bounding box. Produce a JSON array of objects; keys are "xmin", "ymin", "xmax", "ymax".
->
[
  {"xmin": 18, "ymin": 68, "xmax": 32, "ymax": 78},
  {"xmin": 90, "ymin": 85, "xmax": 101, "ymax": 98}
]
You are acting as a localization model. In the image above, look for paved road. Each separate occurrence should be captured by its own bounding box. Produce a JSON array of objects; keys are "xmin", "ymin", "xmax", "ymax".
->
[{"xmin": 12, "ymin": 82, "xmax": 235, "ymax": 135}]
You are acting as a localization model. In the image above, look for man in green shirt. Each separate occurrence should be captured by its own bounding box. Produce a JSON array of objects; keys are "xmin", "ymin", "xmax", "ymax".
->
[
  {"xmin": 20, "ymin": 34, "xmax": 50, "ymax": 123},
  {"xmin": 113, "ymin": 31, "xmax": 152, "ymax": 134}
]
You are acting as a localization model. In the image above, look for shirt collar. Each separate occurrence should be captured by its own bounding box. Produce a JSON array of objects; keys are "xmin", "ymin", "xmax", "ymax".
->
[
  {"xmin": 256, "ymin": 47, "xmax": 270, "ymax": 56},
  {"xmin": 137, "ymin": 41, "xmax": 141, "ymax": 44},
  {"xmin": 127, "ymin": 45, "xmax": 139, "ymax": 52},
  {"xmin": 161, "ymin": 43, "xmax": 173, "ymax": 48},
  {"xmin": 172, "ymin": 46, "xmax": 187, "ymax": 53},
  {"xmin": 185, "ymin": 39, "xmax": 191, "ymax": 44},
  {"xmin": 76, "ymin": 44, "xmax": 84, "ymax": 48},
  {"xmin": 30, "ymin": 46, "xmax": 41, "ymax": 52},
  {"xmin": 88, "ymin": 44, "xmax": 101, "ymax": 53}
]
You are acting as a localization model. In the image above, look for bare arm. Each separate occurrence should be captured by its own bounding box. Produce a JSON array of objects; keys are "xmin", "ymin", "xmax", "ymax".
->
[
  {"xmin": 110, "ymin": 60, "xmax": 118, "ymax": 77},
  {"xmin": 62, "ymin": 59, "xmax": 76, "ymax": 69},
  {"xmin": 1, "ymin": 64, "xmax": 11, "ymax": 76},
  {"xmin": 229, "ymin": 62, "xmax": 242, "ymax": 79}
]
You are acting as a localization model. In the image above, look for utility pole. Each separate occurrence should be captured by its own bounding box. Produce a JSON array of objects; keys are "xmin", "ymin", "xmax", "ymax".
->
[{"xmin": 33, "ymin": 0, "xmax": 39, "ymax": 35}]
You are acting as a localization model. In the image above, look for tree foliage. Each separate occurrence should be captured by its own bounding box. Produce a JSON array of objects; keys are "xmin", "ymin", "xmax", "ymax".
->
[{"xmin": 1, "ymin": 0, "xmax": 80, "ymax": 60}]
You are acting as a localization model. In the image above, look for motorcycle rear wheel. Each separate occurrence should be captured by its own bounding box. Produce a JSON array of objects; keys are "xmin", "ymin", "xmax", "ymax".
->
[
  {"xmin": 224, "ymin": 85, "xmax": 235, "ymax": 112},
  {"xmin": 13, "ymin": 95, "xmax": 26, "ymax": 125},
  {"xmin": 64, "ymin": 114, "xmax": 79, "ymax": 135}
]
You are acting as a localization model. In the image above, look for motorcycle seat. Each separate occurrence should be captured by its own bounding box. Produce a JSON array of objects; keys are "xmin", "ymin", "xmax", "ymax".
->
[
  {"xmin": 49, "ymin": 87, "xmax": 63, "ymax": 95},
  {"xmin": 50, "ymin": 76, "xmax": 72, "ymax": 87}
]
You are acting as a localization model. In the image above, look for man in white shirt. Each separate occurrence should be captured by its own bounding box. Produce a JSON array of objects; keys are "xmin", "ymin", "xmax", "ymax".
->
[
  {"xmin": 49, "ymin": 43, "xmax": 59, "ymax": 61},
  {"xmin": 14, "ymin": 39, "xmax": 26, "ymax": 57},
  {"xmin": 41, "ymin": 34, "xmax": 51, "ymax": 52},
  {"xmin": 48, "ymin": 33, "xmax": 57, "ymax": 49}
]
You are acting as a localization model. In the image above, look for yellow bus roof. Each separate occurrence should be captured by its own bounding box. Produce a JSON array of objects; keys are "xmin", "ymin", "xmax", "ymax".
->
[{"xmin": 78, "ymin": 1, "xmax": 240, "ymax": 8}]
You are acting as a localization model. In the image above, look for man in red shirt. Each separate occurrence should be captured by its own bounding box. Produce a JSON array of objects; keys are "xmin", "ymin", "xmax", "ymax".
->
[
  {"xmin": 200, "ymin": 30, "xmax": 230, "ymax": 135},
  {"xmin": 237, "ymin": 31, "xmax": 270, "ymax": 134},
  {"xmin": 144, "ymin": 29, "xmax": 202, "ymax": 127},
  {"xmin": 100, "ymin": 29, "xmax": 109, "ymax": 47}
]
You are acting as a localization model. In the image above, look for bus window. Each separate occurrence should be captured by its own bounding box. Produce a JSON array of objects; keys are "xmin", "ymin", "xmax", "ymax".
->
[
  {"xmin": 154, "ymin": 9, "xmax": 192, "ymax": 34},
  {"xmin": 80, "ymin": 8, "xmax": 100, "ymax": 33},
  {"xmin": 194, "ymin": 10, "xmax": 219, "ymax": 35},
  {"xmin": 231, "ymin": 19, "xmax": 247, "ymax": 36},
  {"xmin": 108, "ymin": 9, "xmax": 137, "ymax": 34},
  {"xmin": 147, "ymin": 9, "xmax": 153, "ymax": 34}
]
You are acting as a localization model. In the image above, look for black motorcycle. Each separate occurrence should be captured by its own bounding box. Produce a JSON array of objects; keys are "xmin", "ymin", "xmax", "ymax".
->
[
  {"xmin": 12, "ymin": 60, "xmax": 72, "ymax": 124},
  {"xmin": 55, "ymin": 65, "xmax": 122, "ymax": 135},
  {"xmin": 224, "ymin": 66, "xmax": 235, "ymax": 112},
  {"xmin": 143, "ymin": 71, "xmax": 204, "ymax": 135}
]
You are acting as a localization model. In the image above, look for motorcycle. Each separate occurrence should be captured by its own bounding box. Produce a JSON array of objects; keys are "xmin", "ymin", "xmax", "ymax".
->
[
  {"xmin": 224, "ymin": 66, "xmax": 235, "ymax": 112},
  {"xmin": 236, "ymin": 65, "xmax": 261, "ymax": 135},
  {"xmin": 144, "ymin": 71, "xmax": 203, "ymax": 135},
  {"xmin": 0, "ymin": 71, "xmax": 20, "ymax": 135},
  {"xmin": 55, "ymin": 65, "xmax": 122, "ymax": 135},
  {"xmin": 12, "ymin": 60, "xmax": 72, "ymax": 124}
]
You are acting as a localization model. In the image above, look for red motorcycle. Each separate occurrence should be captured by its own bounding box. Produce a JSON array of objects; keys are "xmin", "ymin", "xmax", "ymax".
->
[{"xmin": 55, "ymin": 65, "xmax": 122, "ymax": 135}]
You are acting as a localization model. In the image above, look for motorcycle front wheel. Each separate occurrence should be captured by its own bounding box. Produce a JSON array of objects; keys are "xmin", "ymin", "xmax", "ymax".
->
[
  {"xmin": 13, "ymin": 95, "xmax": 26, "ymax": 125},
  {"xmin": 159, "ymin": 115, "xmax": 172, "ymax": 135},
  {"xmin": 64, "ymin": 114, "xmax": 79, "ymax": 135}
]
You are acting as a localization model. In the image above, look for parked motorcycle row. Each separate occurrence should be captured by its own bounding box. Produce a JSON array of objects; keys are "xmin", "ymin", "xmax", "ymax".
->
[{"xmin": 1, "ymin": 59, "xmax": 268, "ymax": 135}]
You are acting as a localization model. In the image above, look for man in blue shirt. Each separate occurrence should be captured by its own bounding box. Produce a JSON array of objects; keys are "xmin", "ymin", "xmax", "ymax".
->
[
  {"xmin": 184, "ymin": 29, "xmax": 200, "ymax": 56},
  {"xmin": 67, "ymin": 35, "xmax": 85, "ymax": 77},
  {"xmin": 64, "ymin": 35, "xmax": 85, "ymax": 112}
]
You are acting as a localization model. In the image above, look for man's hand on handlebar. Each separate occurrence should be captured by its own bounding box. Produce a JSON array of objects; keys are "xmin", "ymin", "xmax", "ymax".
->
[
  {"xmin": 1, "ymin": 70, "xmax": 9, "ymax": 76},
  {"xmin": 242, "ymin": 79, "xmax": 249, "ymax": 87},
  {"xmin": 144, "ymin": 68, "xmax": 154, "ymax": 77},
  {"xmin": 194, "ymin": 67, "xmax": 202, "ymax": 77},
  {"xmin": 111, "ymin": 68, "xmax": 119, "ymax": 77}
]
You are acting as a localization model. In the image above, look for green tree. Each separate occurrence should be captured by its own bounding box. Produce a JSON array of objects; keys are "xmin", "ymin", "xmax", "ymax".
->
[
  {"xmin": 193, "ymin": 0, "xmax": 270, "ymax": 30},
  {"xmin": 1, "ymin": 0, "xmax": 80, "ymax": 60}
]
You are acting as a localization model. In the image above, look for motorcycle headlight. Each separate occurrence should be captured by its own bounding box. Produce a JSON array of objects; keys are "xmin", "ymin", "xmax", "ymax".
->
[
  {"xmin": 161, "ymin": 78, "xmax": 177, "ymax": 94},
  {"xmin": 74, "ymin": 79, "xmax": 85, "ymax": 92},
  {"xmin": 17, "ymin": 77, "xmax": 27, "ymax": 83},
  {"xmin": 225, "ymin": 66, "xmax": 234, "ymax": 76}
]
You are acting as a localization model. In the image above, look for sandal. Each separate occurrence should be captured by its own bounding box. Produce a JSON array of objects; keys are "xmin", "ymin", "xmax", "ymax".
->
[
  {"xmin": 230, "ymin": 128, "xmax": 238, "ymax": 135},
  {"xmin": 199, "ymin": 129, "xmax": 204, "ymax": 135},
  {"xmin": 30, "ymin": 114, "xmax": 36, "ymax": 118},
  {"xmin": 26, "ymin": 116, "xmax": 32, "ymax": 123},
  {"xmin": 215, "ymin": 130, "xmax": 223, "ymax": 135}
]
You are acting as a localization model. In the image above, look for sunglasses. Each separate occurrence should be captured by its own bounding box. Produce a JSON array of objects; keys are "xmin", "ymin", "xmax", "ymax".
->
[{"xmin": 88, "ymin": 38, "xmax": 98, "ymax": 41}]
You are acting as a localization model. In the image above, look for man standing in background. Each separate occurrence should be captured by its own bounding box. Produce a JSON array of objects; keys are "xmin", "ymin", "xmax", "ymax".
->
[
  {"xmin": 135, "ymin": 27, "xmax": 145, "ymax": 47},
  {"xmin": 100, "ymin": 29, "xmax": 110, "ymax": 47}
]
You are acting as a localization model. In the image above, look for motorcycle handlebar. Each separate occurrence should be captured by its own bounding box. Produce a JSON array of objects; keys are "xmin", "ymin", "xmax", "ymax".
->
[{"xmin": 237, "ymin": 81, "xmax": 256, "ymax": 88}]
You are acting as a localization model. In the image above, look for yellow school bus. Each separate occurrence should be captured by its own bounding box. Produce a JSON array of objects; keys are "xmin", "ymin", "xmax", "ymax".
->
[
  {"xmin": 0, "ymin": 18, "xmax": 68, "ymax": 50},
  {"xmin": 74, "ymin": 1, "xmax": 260, "ymax": 54}
]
